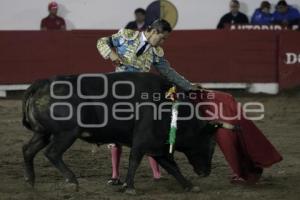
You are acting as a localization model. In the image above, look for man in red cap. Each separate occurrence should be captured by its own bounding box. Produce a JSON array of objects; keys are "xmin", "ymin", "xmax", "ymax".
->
[{"xmin": 41, "ymin": 1, "xmax": 66, "ymax": 30}]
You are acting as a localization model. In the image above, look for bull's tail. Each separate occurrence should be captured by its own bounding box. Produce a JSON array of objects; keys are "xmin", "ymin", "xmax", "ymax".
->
[{"xmin": 22, "ymin": 79, "xmax": 48, "ymax": 132}]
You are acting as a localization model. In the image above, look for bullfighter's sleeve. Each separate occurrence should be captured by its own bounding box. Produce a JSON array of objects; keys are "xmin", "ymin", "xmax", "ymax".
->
[
  {"xmin": 96, "ymin": 29, "xmax": 124, "ymax": 59},
  {"xmin": 152, "ymin": 48, "xmax": 192, "ymax": 91}
]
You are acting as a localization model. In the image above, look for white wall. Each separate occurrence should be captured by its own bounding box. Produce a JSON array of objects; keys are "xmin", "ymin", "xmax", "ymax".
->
[{"xmin": 0, "ymin": 0, "xmax": 299, "ymax": 30}]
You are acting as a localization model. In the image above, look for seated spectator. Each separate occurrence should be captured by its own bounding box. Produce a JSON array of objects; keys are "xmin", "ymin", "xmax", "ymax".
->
[
  {"xmin": 41, "ymin": 2, "xmax": 66, "ymax": 30},
  {"xmin": 251, "ymin": 1, "xmax": 273, "ymax": 25},
  {"xmin": 273, "ymin": 0, "xmax": 300, "ymax": 27},
  {"xmin": 125, "ymin": 8, "xmax": 147, "ymax": 31},
  {"xmin": 217, "ymin": 0, "xmax": 249, "ymax": 29}
]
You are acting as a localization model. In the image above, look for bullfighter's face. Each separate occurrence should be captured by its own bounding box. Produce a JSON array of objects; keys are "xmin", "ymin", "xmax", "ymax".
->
[{"xmin": 147, "ymin": 29, "xmax": 169, "ymax": 47}]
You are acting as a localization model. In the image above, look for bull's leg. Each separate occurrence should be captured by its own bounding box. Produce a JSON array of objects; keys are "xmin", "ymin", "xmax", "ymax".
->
[
  {"xmin": 154, "ymin": 156, "xmax": 200, "ymax": 192},
  {"xmin": 123, "ymin": 147, "xmax": 144, "ymax": 195},
  {"xmin": 44, "ymin": 129, "xmax": 79, "ymax": 190},
  {"xmin": 22, "ymin": 132, "xmax": 50, "ymax": 187}
]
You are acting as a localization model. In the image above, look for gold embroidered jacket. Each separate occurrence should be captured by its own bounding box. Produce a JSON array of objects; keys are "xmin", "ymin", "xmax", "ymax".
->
[{"xmin": 97, "ymin": 28, "xmax": 192, "ymax": 91}]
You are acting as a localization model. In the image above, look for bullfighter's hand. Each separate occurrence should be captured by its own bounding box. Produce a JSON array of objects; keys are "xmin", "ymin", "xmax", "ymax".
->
[
  {"xmin": 109, "ymin": 51, "xmax": 123, "ymax": 67},
  {"xmin": 190, "ymin": 83, "xmax": 203, "ymax": 91}
]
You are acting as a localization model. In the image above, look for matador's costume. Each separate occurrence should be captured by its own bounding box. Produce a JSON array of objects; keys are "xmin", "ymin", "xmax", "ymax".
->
[{"xmin": 97, "ymin": 28, "xmax": 192, "ymax": 91}]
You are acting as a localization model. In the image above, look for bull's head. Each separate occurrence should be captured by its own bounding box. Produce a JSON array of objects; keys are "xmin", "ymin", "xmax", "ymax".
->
[
  {"xmin": 184, "ymin": 140, "xmax": 216, "ymax": 177},
  {"xmin": 180, "ymin": 121, "xmax": 219, "ymax": 177},
  {"xmin": 183, "ymin": 121, "xmax": 235, "ymax": 177}
]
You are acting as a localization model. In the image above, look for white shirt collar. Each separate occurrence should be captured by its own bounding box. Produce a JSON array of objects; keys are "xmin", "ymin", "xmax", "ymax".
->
[
  {"xmin": 137, "ymin": 32, "xmax": 150, "ymax": 53},
  {"xmin": 141, "ymin": 32, "xmax": 148, "ymax": 43}
]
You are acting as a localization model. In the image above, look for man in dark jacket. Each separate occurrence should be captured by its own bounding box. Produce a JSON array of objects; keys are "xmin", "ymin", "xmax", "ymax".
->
[
  {"xmin": 125, "ymin": 8, "xmax": 148, "ymax": 31},
  {"xmin": 217, "ymin": 0, "xmax": 249, "ymax": 29}
]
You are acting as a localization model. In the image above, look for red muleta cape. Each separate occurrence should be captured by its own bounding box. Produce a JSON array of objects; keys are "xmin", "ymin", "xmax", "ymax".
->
[{"xmin": 193, "ymin": 90, "xmax": 282, "ymax": 183}]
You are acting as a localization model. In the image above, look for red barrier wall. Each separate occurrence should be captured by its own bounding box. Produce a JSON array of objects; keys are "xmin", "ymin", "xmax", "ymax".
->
[
  {"xmin": 278, "ymin": 32, "xmax": 300, "ymax": 89},
  {"xmin": 0, "ymin": 30, "xmax": 113, "ymax": 84},
  {"xmin": 0, "ymin": 30, "xmax": 299, "ymax": 90},
  {"xmin": 163, "ymin": 30, "xmax": 277, "ymax": 82}
]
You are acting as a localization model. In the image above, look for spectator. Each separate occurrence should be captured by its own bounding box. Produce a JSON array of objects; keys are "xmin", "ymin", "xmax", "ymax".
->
[
  {"xmin": 125, "ymin": 8, "xmax": 147, "ymax": 31},
  {"xmin": 251, "ymin": 1, "xmax": 273, "ymax": 25},
  {"xmin": 217, "ymin": 0, "xmax": 249, "ymax": 29},
  {"xmin": 41, "ymin": 2, "xmax": 66, "ymax": 30},
  {"xmin": 273, "ymin": 0, "xmax": 300, "ymax": 27}
]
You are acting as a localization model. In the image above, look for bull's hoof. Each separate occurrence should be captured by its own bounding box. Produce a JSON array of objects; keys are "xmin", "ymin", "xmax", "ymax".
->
[
  {"xmin": 124, "ymin": 188, "xmax": 137, "ymax": 195},
  {"xmin": 120, "ymin": 183, "xmax": 137, "ymax": 195},
  {"xmin": 184, "ymin": 186, "xmax": 201, "ymax": 193},
  {"xmin": 24, "ymin": 176, "xmax": 35, "ymax": 187},
  {"xmin": 63, "ymin": 182, "xmax": 79, "ymax": 192},
  {"xmin": 190, "ymin": 186, "xmax": 201, "ymax": 193},
  {"xmin": 197, "ymin": 172, "xmax": 210, "ymax": 178},
  {"xmin": 194, "ymin": 168, "xmax": 211, "ymax": 177}
]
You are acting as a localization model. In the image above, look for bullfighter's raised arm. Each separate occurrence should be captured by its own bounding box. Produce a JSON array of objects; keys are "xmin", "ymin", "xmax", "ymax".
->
[{"xmin": 152, "ymin": 47, "xmax": 192, "ymax": 91}]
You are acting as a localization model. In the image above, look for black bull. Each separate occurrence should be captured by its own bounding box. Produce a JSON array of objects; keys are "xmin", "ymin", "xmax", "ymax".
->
[{"xmin": 22, "ymin": 72, "xmax": 219, "ymax": 193}]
